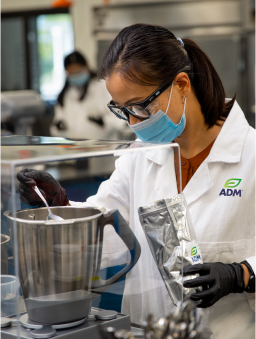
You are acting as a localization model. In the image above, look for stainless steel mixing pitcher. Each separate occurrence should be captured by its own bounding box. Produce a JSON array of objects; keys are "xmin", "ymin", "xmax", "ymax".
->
[{"xmin": 4, "ymin": 207, "xmax": 141, "ymax": 324}]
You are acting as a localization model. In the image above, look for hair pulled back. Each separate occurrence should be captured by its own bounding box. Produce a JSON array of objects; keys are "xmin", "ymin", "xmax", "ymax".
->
[{"xmin": 98, "ymin": 24, "xmax": 235, "ymax": 128}]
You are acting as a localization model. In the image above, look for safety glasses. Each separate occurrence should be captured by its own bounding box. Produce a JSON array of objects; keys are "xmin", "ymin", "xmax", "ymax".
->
[
  {"xmin": 107, "ymin": 65, "xmax": 191, "ymax": 121},
  {"xmin": 107, "ymin": 81, "xmax": 172, "ymax": 121}
]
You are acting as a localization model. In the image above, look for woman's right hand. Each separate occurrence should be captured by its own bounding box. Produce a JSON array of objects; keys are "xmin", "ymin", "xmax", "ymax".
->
[{"xmin": 17, "ymin": 169, "xmax": 69, "ymax": 207}]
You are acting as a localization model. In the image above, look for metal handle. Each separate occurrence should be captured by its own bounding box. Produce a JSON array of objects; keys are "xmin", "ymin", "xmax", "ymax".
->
[
  {"xmin": 33, "ymin": 186, "xmax": 51, "ymax": 214},
  {"xmin": 91, "ymin": 210, "xmax": 141, "ymax": 293}
]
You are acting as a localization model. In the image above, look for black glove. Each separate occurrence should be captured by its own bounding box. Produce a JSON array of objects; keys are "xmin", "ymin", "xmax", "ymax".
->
[
  {"xmin": 182, "ymin": 262, "xmax": 244, "ymax": 308},
  {"xmin": 17, "ymin": 168, "xmax": 69, "ymax": 207}
]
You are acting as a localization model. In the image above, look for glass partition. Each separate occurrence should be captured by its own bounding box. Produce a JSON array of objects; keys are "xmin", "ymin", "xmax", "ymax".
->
[{"xmin": 1, "ymin": 136, "xmax": 185, "ymax": 339}]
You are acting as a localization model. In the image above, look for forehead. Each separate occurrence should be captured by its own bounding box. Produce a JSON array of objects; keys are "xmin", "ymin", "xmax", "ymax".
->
[{"xmin": 105, "ymin": 72, "xmax": 158, "ymax": 105}]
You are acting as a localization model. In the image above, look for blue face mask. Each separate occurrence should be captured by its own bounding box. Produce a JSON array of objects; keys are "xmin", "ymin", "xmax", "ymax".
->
[
  {"xmin": 129, "ymin": 83, "xmax": 186, "ymax": 143},
  {"xmin": 68, "ymin": 72, "xmax": 90, "ymax": 87}
]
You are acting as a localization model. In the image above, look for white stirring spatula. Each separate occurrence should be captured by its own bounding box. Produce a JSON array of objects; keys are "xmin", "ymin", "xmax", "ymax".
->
[{"xmin": 33, "ymin": 186, "xmax": 64, "ymax": 221}]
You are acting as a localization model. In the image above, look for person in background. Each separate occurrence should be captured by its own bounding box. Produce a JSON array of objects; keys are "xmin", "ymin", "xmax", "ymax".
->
[{"xmin": 50, "ymin": 51, "xmax": 128, "ymax": 140}]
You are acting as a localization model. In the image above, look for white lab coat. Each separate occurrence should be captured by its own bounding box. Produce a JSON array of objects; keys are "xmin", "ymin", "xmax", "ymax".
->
[
  {"xmin": 50, "ymin": 78, "xmax": 128, "ymax": 140},
  {"xmin": 70, "ymin": 101, "xmax": 255, "ymax": 338}
]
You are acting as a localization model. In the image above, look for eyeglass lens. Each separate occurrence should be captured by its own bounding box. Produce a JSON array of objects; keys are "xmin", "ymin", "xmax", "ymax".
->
[
  {"xmin": 111, "ymin": 107, "xmax": 129, "ymax": 120},
  {"xmin": 109, "ymin": 95, "xmax": 161, "ymax": 120},
  {"xmin": 126, "ymin": 105, "xmax": 149, "ymax": 118}
]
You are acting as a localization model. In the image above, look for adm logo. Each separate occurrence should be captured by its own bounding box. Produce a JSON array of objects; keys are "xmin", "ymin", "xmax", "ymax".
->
[
  {"xmin": 191, "ymin": 246, "xmax": 201, "ymax": 263},
  {"xmin": 191, "ymin": 247, "xmax": 197, "ymax": 256},
  {"xmin": 219, "ymin": 178, "xmax": 242, "ymax": 197}
]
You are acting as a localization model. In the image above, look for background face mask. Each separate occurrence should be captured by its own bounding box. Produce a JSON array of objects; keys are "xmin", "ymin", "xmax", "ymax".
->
[
  {"xmin": 68, "ymin": 72, "xmax": 90, "ymax": 87},
  {"xmin": 129, "ymin": 83, "xmax": 186, "ymax": 143}
]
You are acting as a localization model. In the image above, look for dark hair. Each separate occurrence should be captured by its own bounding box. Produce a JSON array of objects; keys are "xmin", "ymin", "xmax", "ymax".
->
[
  {"xmin": 57, "ymin": 51, "xmax": 96, "ymax": 107},
  {"xmin": 64, "ymin": 51, "xmax": 87, "ymax": 68},
  {"xmin": 98, "ymin": 24, "xmax": 235, "ymax": 128}
]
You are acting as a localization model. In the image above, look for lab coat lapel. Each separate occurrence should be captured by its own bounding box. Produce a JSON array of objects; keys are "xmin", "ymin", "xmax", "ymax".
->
[
  {"xmin": 145, "ymin": 146, "xmax": 178, "ymax": 199},
  {"xmin": 183, "ymin": 162, "xmax": 214, "ymax": 205},
  {"xmin": 207, "ymin": 101, "xmax": 249, "ymax": 164},
  {"xmin": 155, "ymin": 148, "xmax": 179, "ymax": 199}
]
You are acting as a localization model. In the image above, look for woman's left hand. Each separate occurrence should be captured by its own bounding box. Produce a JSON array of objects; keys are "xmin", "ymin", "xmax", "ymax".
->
[{"xmin": 182, "ymin": 262, "xmax": 245, "ymax": 308}]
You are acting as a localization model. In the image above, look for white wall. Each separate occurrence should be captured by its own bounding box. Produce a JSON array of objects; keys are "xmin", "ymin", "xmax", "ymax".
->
[
  {"xmin": 70, "ymin": 0, "xmax": 101, "ymax": 70},
  {"xmin": 1, "ymin": 0, "xmax": 102, "ymax": 69}
]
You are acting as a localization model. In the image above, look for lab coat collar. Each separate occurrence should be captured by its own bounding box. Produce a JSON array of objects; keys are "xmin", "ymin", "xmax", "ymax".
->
[
  {"xmin": 144, "ymin": 146, "xmax": 173, "ymax": 166},
  {"xmin": 206, "ymin": 100, "xmax": 249, "ymax": 164},
  {"xmin": 133, "ymin": 140, "xmax": 173, "ymax": 166}
]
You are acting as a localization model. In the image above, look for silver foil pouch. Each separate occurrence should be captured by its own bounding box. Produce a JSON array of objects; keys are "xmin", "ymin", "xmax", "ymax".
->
[{"xmin": 138, "ymin": 193, "xmax": 203, "ymax": 306}]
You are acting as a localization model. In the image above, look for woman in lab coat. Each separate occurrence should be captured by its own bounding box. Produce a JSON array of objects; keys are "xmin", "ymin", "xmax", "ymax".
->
[
  {"xmin": 50, "ymin": 51, "xmax": 125, "ymax": 139},
  {"xmin": 18, "ymin": 24, "xmax": 255, "ymax": 338}
]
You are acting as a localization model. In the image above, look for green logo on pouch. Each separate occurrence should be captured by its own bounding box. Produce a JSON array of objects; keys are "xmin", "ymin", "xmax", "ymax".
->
[
  {"xmin": 224, "ymin": 178, "xmax": 242, "ymax": 188},
  {"xmin": 191, "ymin": 247, "xmax": 197, "ymax": 256}
]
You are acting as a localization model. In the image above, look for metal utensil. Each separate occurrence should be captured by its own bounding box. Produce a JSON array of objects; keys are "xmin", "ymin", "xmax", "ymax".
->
[
  {"xmin": 139, "ymin": 300, "xmax": 212, "ymax": 339},
  {"xmin": 33, "ymin": 186, "xmax": 64, "ymax": 221}
]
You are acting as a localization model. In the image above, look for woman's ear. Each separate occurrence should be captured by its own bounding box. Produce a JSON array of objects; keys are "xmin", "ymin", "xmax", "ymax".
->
[{"xmin": 174, "ymin": 72, "xmax": 191, "ymax": 98}]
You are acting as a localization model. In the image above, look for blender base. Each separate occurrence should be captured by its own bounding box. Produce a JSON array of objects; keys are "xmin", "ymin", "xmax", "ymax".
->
[{"xmin": 0, "ymin": 307, "xmax": 131, "ymax": 339}]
